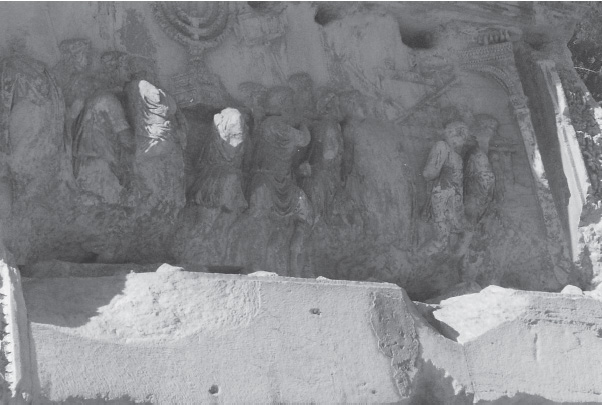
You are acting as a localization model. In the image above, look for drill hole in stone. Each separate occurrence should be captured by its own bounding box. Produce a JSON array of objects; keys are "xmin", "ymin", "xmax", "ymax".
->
[
  {"xmin": 209, "ymin": 385, "xmax": 220, "ymax": 395},
  {"xmin": 310, "ymin": 308, "xmax": 321, "ymax": 315}
]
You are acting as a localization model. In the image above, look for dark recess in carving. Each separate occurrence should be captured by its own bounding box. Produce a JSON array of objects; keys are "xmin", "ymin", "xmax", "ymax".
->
[
  {"xmin": 401, "ymin": 30, "xmax": 435, "ymax": 50},
  {"xmin": 314, "ymin": 6, "xmax": 339, "ymax": 26}
]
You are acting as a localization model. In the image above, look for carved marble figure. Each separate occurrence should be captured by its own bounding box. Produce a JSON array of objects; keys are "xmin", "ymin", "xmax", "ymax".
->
[
  {"xmin": 337, "ymin": 90, "xmax": 362, "ymax": 187},
  {"xmin": 455, "ymin": 115, "xmax": 498, "ymax": 258},
  {"xmin": 287, "ymin": 73, "xmax": 317, "ymax": 176},
  {"xmin": 0, "ymin": 54, "xmax": 64, "ymax": 157},
  {"xmin": 287, "ymin": 72, "xmax": 316, "ymax": 120},
  {"xmin": 248, "ymin": 86, "xmax": 313, "ymax": 276},
  {"xmin": 300, "ymin": 88, "xmax": 345, "ymax": 221},
  {"xmin": 420, "ymin": 121, "xmax": 469, "ymax": 255},
  {"xmin": 238, "ymin": 81, "xmax": 268, "ymax": 195},
  {"xmin": 99, "ymin": 51, "xmax": 132, "ymax": 92},
  {"xmin": 54, "ymin": 40, "xmax": 104, "ymax": 127},
  {"xmin": 72, "ymin": 89, "xmax": 134, "ymax": 195},
  {"xmin": 124, "ymin": 71, "xmax": 186, "ymax": 206},
  {"xmin": 191, "ymin": 107, "xmax": 247, "ymax": 213},
  {"xmin": 463, "ymin": 115, "xmax": 497, "ymax": 227},
  {"xmin": 70, "ymin": 50, "xmax": 135, "ymax": 200}
]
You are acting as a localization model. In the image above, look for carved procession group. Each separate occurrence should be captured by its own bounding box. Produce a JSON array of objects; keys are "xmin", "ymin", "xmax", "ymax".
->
[
  {"xmin": 419, "ymin": 115, "xmax": 503, "ymax": 260},
  {"xmin": 0, "ymin": 36, "xmax": 503, "ymax": 273},
  {"xmin": 1, "ymin": 38, "xmax": 188, "ymax": 207}
]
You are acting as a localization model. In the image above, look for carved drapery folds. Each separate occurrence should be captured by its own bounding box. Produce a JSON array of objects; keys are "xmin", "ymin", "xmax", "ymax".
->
[{"xmin": 459, "ymin": 42, "xmax": 572, "ymax": 284}]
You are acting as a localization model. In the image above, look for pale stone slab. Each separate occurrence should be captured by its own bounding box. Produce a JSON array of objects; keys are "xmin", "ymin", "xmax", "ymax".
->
[
  {"xmin": 24, "ymin": 271, "xmax": 414, "ymax": 403},
  {"xmin": 428, "ymin": 286, "xmax": 602, "ymax": 403}
]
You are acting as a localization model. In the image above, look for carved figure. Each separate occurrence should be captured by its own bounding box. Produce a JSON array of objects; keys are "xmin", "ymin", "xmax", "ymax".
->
[
  {"xmin": 238, "ymin": 81, "xmax": 268, "ymax": 123},
  {"xmin": 287, "ymin": 73, "xmax": 317, "ymax": 173},
  {"xmin": 124, "ymin": 72, "xmax": 186, "ymax": 206},
  {"xmin": 248, "ymin": 86, "xmax": 313, "ymax": 276},
  {"xmin": 0, "ymin": 54, "xmax": 64, "ymax": 155},
  {"xmin": 191, "ymin": 107, "xmax": 247, "ymax": 213},
  {"xmin": 125, "ymin": 74, "xmax": 184, "ymax": 156},
  {"xmin": 287, "ymin": 72, "xmax": 316, "ymax": 120},
  {"xmin": 420, "ymin": 121, "xmax": 469, "ymax": 255},
  {"xmin": 99, "ymin": 51, "xmax": 131, "ymax": 92},
  {"xmin": 338, "ymin": 90, "xmax": 363, "ymax": 186},
  {"xmin": 454, "ymin": 116, "xmax": 498, "ymax": 258},
  {"xmin": 300, "ymin": 88, "xmax": 345, "ymax": 221},
  {"xmin": 238, "ymin": 81, "xmax": 268, "ymax": 194},
  {"xmin": 54, "ymin": 41, "xmax": 134, "ymax": 198},
  {"xmin": 54, "ymin": 39, "xmax": 104, "ymax": 124},
  {"xmin": 68, "ymin": 49, "xmax": 135, "ymax": 199},
  {"xmin": 72, "ymin": 90, "xmax": 134, "ymax": 191},
  {"xmin": 463, "ymin": 116, "xmax": 497, "ymax": 227}
]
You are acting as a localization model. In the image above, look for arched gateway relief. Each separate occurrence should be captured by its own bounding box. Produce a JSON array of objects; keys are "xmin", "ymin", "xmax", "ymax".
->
[{"xmin": 458, "ymin": 42, "xmax": 572, "ymax": 285}]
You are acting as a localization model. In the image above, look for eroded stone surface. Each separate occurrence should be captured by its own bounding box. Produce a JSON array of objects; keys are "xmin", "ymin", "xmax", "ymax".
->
[
  {"xmin": 0, "ymin": 1, "xmax": 599, "ymax": 402},
  {"xmin": 422, "ymin": 286, "xmax": 602, "ymax": 403},
  {"xmin": 19, "ymin": 269, "xmax": 602, "ymax": 404},
  {"xmin": 24, "ymin": 271, "xmax": 406, "ymax": 403},
  {"xmin": 0, "ymin": 1, "xmax": 591, "ymax": 301}
]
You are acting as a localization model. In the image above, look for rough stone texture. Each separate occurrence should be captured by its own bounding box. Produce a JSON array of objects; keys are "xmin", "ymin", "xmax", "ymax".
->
[
  {"xmin": 0, "ymin": 1, "xmax": 592, "ymax": 299},
  {"xmin": 24, "ymin": 270, "xmax": 410, "ymax": 403},
  {"xmin": 19, "ymin": 268, "xmax": 602, "ymax": 404},
  {"xmin": 423, "ymin": 286, "xmax": 602, "ymax": 403},
  {"xmin": 0, "ymin": 1, "xmax": 600, "ymax": 402}
]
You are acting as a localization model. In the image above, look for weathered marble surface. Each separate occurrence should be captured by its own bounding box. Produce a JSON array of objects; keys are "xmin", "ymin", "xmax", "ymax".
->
[
  {"xmin": 18, "ymin": 266, "xmax": 602, "ymax": 404},
  {"xmin": 421, "ymin": 285, "xmax": 602, "ymax": 403},
  {"xmin": 0, "ymin": 1, "xmax": 594, "ymax": 301},
  {"xmin": 0, "ymin": 1, "xmax": 601, "ymax": 401}
]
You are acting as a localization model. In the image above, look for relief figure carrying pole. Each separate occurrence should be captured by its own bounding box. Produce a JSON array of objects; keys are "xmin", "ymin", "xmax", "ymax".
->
[
  {"xmin": 248, "ymin": 86, "xmax": 313, "ymax": 277},
  {"xmin": 419, "ymin": 121, "xmax": 469, "ymax": 256}
]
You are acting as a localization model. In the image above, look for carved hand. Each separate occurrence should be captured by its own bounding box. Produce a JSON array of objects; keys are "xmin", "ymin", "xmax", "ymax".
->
[{"xmin": 298, "ymin": 162, "xmax": 312, "ymax": 177}]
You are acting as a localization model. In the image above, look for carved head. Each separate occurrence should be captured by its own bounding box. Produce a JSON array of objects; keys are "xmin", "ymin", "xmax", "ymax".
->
[
  {"xmin": 443, "ymin": 121, "xmax": 469, "ymax": 152},
  {"xmin": 238, "ymin": 82, "xmax": 267, "ymax": 110},
  {"xmin": 316, "ymin": 88, "xmax": 341, "ymax": 120},
  {"xmin": 101, "ymin": 51, "xmax": 131, "ymax": 84},
  {"xmin": 59, "ymin": 39, "xmax": 91, "ymax": 72},
  {"xmin": 265, "ymin": 86, "xmax": 295, "ymax": 116},
  {"xmin": 128, "ymin": 56, "xmax": 158, "ymax": 84},
  {"xmin": 475, "ymin": 115, "xmax": 499, "ymax": 133},
  {"xmin": 474, "ymin": 114, "xmax": 499, "ymax": 151},
  {"xmin": 214, "ymin": 108, "xmax": 246, "ymax": 148},
  {"xmin": 463, "ymin": 134, "xmax": 479, "ymax": 156},
  {"xmin": 339, "ymin": 90, "xmax": 366, "ymax": 120},
  {"xmin": 287, "ymin": 72, "xmax": 315, "ymax": 114}
]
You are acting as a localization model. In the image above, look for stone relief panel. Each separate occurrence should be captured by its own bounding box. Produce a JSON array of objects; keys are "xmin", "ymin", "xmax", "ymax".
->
[{"xmin": 0, "ymin": 2, "xmax": 581, "ymax": 299}]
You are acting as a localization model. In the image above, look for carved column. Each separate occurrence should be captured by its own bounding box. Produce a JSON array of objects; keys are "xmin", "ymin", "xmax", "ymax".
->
[
  {"xmin": 536, "ymin": 60, "xmax": 590, "ymax": 263},
  {"xmin": 460, "ymin": 42, "xmax": 572, "ymax": 286}
]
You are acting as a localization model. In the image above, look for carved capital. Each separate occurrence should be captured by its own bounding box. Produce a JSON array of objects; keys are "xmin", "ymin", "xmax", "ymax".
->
[{"xmin": 509, "ymin": 95, "xmax": 529, "ymax": 111}]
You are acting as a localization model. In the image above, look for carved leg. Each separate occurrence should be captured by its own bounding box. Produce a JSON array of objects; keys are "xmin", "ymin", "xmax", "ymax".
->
[
  {"xmin": 454, "ymin": 229, "xmax": 474, "ymax": 259},
  {"xmin": 289, "ymin": 221, "xmax": 308, "ymax": 278},
  {"xmin": 289, "ymin": 189, "xmax": 314, "ymax": 277}
]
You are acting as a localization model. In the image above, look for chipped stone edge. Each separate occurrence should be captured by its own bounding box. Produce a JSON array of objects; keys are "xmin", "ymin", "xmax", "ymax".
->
[
  {"xmin": 0, "ymin": 258, "xmax": 32, "ymax": 404},
  {"xmin": 369, "ymin": 289, "xmax": 420, "ymax": 400}
]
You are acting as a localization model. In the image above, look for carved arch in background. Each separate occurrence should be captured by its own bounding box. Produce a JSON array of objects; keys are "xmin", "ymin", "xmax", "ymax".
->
[{"xmin": 457, "ymin": 41, "xmax": 572, "ymax": 285}]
